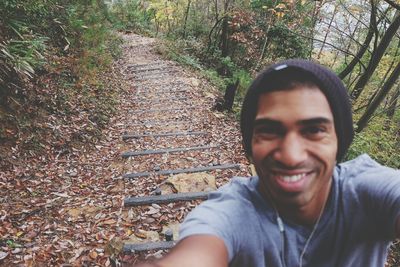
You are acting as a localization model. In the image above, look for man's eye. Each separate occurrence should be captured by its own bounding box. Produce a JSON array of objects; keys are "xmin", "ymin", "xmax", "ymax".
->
[{"xmin": 302, "ymin": 126, "xmax": 327, "ymax": 138}]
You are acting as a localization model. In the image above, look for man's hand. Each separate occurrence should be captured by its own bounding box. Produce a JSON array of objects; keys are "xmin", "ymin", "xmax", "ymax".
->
[{"xmin": 133, "ymin": 235, "xmax": 228, "ymax": 267}]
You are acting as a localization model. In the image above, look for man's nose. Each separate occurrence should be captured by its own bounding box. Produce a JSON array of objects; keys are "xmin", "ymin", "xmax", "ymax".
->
[{"xmin": 273, "ymin": 133, "xmax": 307, "ymax": 167}]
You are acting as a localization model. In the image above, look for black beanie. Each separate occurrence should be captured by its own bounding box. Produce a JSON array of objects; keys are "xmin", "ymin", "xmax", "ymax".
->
[{"xmin": 240, "ymin": 59, "xmax": 354, "ymax": 162}]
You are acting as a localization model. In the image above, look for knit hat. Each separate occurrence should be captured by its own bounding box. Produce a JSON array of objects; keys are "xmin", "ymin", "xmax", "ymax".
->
[{"xmin": 240, "ymin": 59, "xmax": 354, "ymax": 162}]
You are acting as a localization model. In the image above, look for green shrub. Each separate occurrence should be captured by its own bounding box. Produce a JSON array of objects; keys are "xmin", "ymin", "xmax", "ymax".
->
[
  {"xmin": 346, "ymin": 119, "xmax": 400, "ymax": 168},
  {"xmin": 266, "ymin": 23, "xmax": 310, "ymax": 60},
  {"xmin": 109, "ymin": 0, "xmax": 153, "ymax": 32}
]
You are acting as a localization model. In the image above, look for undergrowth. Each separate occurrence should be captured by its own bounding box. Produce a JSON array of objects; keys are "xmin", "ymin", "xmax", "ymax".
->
[
  {"xmin": 154, "ymin": 39, "xmax": 253, "ymax": 115},
  {"xmin": 0, "ymin": 1, "xmax": 124, "ymax": 171}
]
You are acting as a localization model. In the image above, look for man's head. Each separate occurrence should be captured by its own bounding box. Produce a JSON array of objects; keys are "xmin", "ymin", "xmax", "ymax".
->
[
  {"xmin": 241, "ymin": 59, "xmax": 354, "ymax": 216},
  {"xmin": 241, "ymin": 59, "xmax": 354, "ymax": 163}
]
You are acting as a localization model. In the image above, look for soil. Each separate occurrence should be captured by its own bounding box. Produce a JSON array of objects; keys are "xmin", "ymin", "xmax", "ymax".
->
[{"xmin": 0, "ymin": 33, "xmax": 250, "ymax": 266}]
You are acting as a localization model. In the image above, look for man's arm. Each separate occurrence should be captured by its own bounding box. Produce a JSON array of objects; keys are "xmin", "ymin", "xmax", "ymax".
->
[{"xmin": 134, "ymin": 235, "xmax": 228, "ymax": 267}]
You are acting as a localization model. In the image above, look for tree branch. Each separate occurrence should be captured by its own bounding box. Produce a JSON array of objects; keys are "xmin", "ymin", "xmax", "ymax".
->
[{"xmin": 382, "ymin": 0, "xmax": 400, "ymax": 11}]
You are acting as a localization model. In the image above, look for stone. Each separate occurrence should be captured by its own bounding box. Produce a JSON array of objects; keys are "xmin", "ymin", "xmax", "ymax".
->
[
  {"xmin": 162, "ymin": 172, "xmax": 216, "ymax": 193},
  {"xmin": 162, "ymin": 222, "xmax": 180, "ymax": 241}
]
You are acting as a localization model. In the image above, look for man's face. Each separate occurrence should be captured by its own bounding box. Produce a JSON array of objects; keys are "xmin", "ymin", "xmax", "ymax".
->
[{"xmin": 251, "ymin": 85, "xmax": 338, "ymax": 210}]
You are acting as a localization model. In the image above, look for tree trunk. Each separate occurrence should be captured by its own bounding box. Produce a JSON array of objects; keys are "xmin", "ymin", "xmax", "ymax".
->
[
  {"xmin": 220, "ymin": 0, "xmax": 231, "ymax": 57},
  {"xmin": 182, "ymin": 0, "xmax": 192, "ymax": 38},
  {"xmin": 309, "ymin": 1, "xmax": 322, "ymax": 58},
  {"xmin": 317, "ymin": 4, "xmax": 337, "ymax": 59},
  {"xmin": 207, "ymin": 16, "xmax": 225, "ymax": 52},
  {"xmin": 364, "ymin": 43, "xmax": 399, "ymax": 111},
  {"xmin": 220, "ymin": 17, "xmax": 229, "ymax": 57},
  {"xmin": 350, "ymin": 11, "xmax": 400, "ymax": 101},
  {"xmin": 386, "ymin": 84, "xmax": 400, "ymax": 119},
  {"xmin": 373, "ymin": 40, "xmax": 400, "ymax": 109},
  {"xmin": 165, "ymin": 1, "xmax": 172, "ymax": 35},
  {"xmin": 255, "ymin": 0, "xmax": 278, "ymax": 69},
  {"xmin": 356, "ymin": 61, "xmax": 400, "ymax": 132},
  {"xmin": 338, "ymin": 1, "xmax": 376, "ymax": 79}
]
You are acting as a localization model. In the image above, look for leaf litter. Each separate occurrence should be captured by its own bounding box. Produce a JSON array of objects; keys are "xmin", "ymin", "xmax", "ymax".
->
[{"xmin": 0, "ymin": 33, "xmax": 250, "ymax": 266}]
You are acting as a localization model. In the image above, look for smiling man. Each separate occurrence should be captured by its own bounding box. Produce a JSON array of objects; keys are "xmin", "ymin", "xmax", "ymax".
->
[{"xmin": 135, "ymin": 59, "xmax": 400, "ymax": 267}]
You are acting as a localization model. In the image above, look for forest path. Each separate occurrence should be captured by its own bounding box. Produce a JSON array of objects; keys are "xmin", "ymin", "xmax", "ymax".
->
[
  {"xmin": 0, "ymin": 33, "xmax": 250, "ymax": 266},
  {"xmin": 116, "ymin": 33, "xmax": 250, "ymax": 264}
]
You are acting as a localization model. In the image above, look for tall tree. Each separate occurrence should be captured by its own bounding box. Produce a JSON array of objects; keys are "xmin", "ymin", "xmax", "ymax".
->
[
  {"xmin": 350, "ymin": 11, "xmax": 400, "ymax": 101},
  {"xmin": 220, "ymin": 0, "xmax": 233, "ymax": 57},
  {"xmin": 356, "ymin": 61, "xmax": 400, "ymax": 132},
  {"xmin": 182, "ymin": 0, "xmax": 192, "ymax": 38},
  {"xmin": 386, "ymin": 84, "xmax": 399, "ymax": 120},
  {"xmin": 338, "ymin": 0, "xmax": 377, "ymax": 79}
]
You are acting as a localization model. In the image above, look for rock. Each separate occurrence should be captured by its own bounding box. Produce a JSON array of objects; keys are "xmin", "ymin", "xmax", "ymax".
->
[
  {"xmin": 162, "ymin": 222, "xmax": 180, "ymax": 241},
  {"xmin": 161, "ymin": 172, "xmax": 216, "ymax": 194},
  {"xmin": 105, "ymin": 237, "xmax": 124, "ymax": 255},
  {"xmin": 190, "ymin": 78, "xmax": 200, "ymax": 87}
]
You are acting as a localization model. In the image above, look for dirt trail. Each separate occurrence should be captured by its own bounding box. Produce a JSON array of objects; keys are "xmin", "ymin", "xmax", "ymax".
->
[
  {"xmin": 118, "ymin": 33, "xmax": 250, "ymax": 264},
  {"xmin": 0, "ymin": 33, "xmax": 250, "ymax": 266}
]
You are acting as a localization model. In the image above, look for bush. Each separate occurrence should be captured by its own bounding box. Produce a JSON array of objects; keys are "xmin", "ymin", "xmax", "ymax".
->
[
  {"xmin": 266, "ymin": 23, "xmax": 310, "ymax": 60},
  {"xmin": 0, "ymin": 0, "xmax": 123, "ymax": 148},
  {"xmin": 109, "ymin": 0, "xmax": 153, "ymax": 32},
  {"xmin": 346, "ymin": 119, "xmax": 400, "ymax": 168}
]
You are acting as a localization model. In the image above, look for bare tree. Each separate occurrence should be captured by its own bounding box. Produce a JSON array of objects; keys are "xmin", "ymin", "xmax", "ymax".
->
[
  {"xmin": 339, "ymin": 0, "xmax": 377, "ymax": 79},
  {"xmin": 350, "ymin": 11, "xmax": 400, "ymax": 101},
  {"xmin": 386, "ymin": 83, "xmax": 399, "ymax": 120},
  {"xmin": 356, "ymin": 61, "xmax": 400, "ymax": 132},
  {"xmin": 182, "ymin": 0, "xmax": 192, "ymax": 38}
]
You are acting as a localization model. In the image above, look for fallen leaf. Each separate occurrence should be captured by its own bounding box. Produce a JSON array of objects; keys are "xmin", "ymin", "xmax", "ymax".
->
[
  {"xmin": 99, "ymin": 218, "xmax": 116, "ymax": 225},
  {"xmin": 69, "ymin": 247, "xmax": 87, "ymax": 263},
  {"xmin": 146, "ymin": 207, "xmax": 159, "ymax": 215},
  {"xmin": 16, "ymin": 231, "xmax": 24, "ymax": 237},
  {"xmin": 134, "ymin": 229, "xmax": 147, "ymax": 239},
  {"xmin": 52, "ymin": 192, "xmax": 69, "ymax": 198},
  {"xmin": 0, "ymin": 251, "xmax": 7, "ymax": 260},
  {"xmin": 89, "ymin": 250, "xmax": 98, "ymax": 259}
]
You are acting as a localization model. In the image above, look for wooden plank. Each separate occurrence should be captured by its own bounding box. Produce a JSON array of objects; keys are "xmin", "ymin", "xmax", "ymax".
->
[
  {"xmin": 130, "ymin": 66, "xmax": 167, "ymax": 73},
  {"xmin": 123, "ymin": 164, "xmax": 240, "ymax": 179},
  {"xmin": 131, "ymin": 96, "xmax": 187, "ymax": 102},
  {"xmin": 122, "ymin": 131, "xmax": 206, "ymax": 140},
  {"xmin": 127, "ymin": 62, "xmax": 166, "ymax": 68},
  {"xmin": 134, "ymin": 71, "xmax": 177, "ymax": 81},
  {"xmin": 123, "ymin": 241, "xmax": 176, "ymax": 252},
  {"xmin": 124, "ymin": 191, "xmax": 210, "ymax": 206},
  {"xmin": 121, "ymin": 145, "xmax": 217, "ymax": 158},
  {"xmin": 134, "ymin": 89, "xmax": 189, "ymax": 94},
  {"xmin": 134, "ymin": 69, "xmax": 176, "ymax": 75},
  {"xmin": 129, "ymin": 120, "xmax": 189, "ymax": 127},
  {"xmin": 130, "ymin": 106, "xmax": 197, "ymax": 114}
]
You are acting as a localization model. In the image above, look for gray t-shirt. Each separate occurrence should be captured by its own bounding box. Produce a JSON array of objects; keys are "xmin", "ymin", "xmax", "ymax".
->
[{"xmin": 179, "ymin": 154, "xmax": 400, "ymax": 267}]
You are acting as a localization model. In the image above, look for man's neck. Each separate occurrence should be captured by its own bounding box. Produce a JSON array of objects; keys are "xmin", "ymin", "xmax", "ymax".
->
[{"xmin": 259, "ymin": 179, "xmax": 332, "ymax": 227}]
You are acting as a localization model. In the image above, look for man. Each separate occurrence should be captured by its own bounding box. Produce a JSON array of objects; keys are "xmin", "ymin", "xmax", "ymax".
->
[{"xmin": 135, "ymin": 59, "xmax": 400, "ymax": 267}]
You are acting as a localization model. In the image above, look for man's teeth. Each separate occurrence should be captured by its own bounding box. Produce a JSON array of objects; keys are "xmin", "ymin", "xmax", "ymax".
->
[{"xmin": 279, "ymin": 173, "xmax": 306, "ymax": 182}]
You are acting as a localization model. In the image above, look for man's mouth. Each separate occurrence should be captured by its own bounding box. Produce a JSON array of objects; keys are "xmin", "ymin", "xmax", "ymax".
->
[
  {"xmin": 278, "ymin": 173, "xmax": 307, "ymax": 183},
  {"xmin": 271, "ymin": 171, "xmax": 312, "ymax": 192}
]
